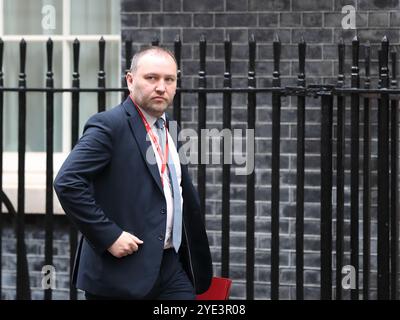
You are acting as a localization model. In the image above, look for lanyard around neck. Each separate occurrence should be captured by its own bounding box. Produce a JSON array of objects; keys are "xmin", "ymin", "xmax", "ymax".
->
[{"xmin": 130, "ymin": 96, "xmax": 169, "ymax": 188}]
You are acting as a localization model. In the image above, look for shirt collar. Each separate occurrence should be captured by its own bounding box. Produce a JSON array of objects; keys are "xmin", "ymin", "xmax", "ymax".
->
[{"xmin": 136, "ymin": 105, "xmax": 166, "ymax": 128}]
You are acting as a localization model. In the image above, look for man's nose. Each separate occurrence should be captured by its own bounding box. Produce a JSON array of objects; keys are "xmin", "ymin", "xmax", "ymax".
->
[{"xmin": 155, "ymin": 81, "xmax": 166, "ymax": 93}]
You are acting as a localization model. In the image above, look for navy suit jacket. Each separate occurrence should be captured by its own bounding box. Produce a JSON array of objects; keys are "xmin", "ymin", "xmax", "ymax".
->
[{"xmin": 54, "ymin": 97, "xmax": 212, "ymax": 298}]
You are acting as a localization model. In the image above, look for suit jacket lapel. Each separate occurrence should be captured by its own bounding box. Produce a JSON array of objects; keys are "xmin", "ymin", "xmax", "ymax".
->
[
  {"xmin": 166, "ymin": 115, "xmax": 186, "ymax": 169},
  {"xmin": 123, "ymin": 98, "xmax": 164, "ymax": 194},
  {"xmin": 166, "ymin": 116, "xmax": 192, "ymax": 194}
]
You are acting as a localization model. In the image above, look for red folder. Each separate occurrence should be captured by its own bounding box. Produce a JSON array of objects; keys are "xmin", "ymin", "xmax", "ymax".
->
[{"xmin": 196, "ymin": 277, "xmax": 232, "ymax": 300}]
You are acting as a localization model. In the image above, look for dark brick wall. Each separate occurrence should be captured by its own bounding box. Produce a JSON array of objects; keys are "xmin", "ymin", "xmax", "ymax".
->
[
  {"xmin": 120, "ymin": 0, "xmax": 400, "ymax": 300},
  {"xmin": 120, "ymin": 0, "xmax": 400, "ymax": 88},
  {"xmin": 1, "ymin": 215, "xmax": 85, "ymax": 300}
]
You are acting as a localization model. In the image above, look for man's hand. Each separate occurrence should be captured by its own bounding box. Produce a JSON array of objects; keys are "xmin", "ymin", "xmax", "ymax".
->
[{"xmin": 107, "ymin": 231, "xmax": 144, "ymax": 258}]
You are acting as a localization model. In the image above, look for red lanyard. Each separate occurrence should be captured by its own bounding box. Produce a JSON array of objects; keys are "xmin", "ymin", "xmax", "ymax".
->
[{"xmin": 130, "ymin": 96, "xmax": 169, "ymax": 188}]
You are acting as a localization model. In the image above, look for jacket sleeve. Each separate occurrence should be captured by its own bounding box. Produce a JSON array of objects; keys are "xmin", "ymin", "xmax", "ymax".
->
[{"xmin": 53, "ymin": 112, "xmax": 123, "ymax": 254}]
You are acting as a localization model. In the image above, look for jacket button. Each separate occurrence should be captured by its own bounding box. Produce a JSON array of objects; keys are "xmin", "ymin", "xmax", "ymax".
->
[
  {"xmin": 160, "ymin": 208, "xmax": 166, "ymax": 214},
  {"xmin": 158, "ymin": 235, "xmax": 164, "ymax": 241}
]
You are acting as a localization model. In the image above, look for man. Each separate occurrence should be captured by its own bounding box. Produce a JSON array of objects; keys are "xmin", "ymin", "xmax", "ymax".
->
[{"xmin": 54, "ymin": 47, "xmax": 212, "ymax": 299}]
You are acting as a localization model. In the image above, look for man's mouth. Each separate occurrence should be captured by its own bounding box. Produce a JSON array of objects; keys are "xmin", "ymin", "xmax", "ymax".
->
[{"xmin": 152, "ymin": 97, "xmax": 167, "ymax": 102}]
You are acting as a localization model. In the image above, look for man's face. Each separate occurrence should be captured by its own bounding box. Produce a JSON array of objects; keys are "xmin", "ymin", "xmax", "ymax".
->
[{"xmin": 126, "ymin": 51, "xmax": 177, "ymax": 118}]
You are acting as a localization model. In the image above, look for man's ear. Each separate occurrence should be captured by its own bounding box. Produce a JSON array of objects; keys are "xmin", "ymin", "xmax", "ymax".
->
[
  {"xmin": 126, "ymin": 72, "xmax": 134, "ymax": 88},
  {"xmin": 126, "ymin": 72, "xmax": 132, "ymax": 83}
]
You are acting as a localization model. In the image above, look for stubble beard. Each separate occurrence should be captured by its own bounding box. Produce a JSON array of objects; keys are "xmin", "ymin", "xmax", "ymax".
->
[{"xmin": 143, "ymin": 99, "xmax": 170, "ymax": 118}]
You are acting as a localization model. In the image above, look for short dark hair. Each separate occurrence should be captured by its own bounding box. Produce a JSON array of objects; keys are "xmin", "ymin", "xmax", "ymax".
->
[{"xmin": 129, "ymin": 46, "xmax": 177, "ymax": 73}]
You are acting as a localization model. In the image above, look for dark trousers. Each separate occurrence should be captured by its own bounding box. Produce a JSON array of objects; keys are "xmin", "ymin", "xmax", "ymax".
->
[{"xmin": 85, "ymin": 248, "xmax": 195, "ymax": 300}]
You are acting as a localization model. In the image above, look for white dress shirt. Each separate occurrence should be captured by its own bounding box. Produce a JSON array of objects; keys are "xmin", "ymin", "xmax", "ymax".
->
[{"xmin": 137, "ymin": 106, "xmax": 183, "ymax": 249}]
